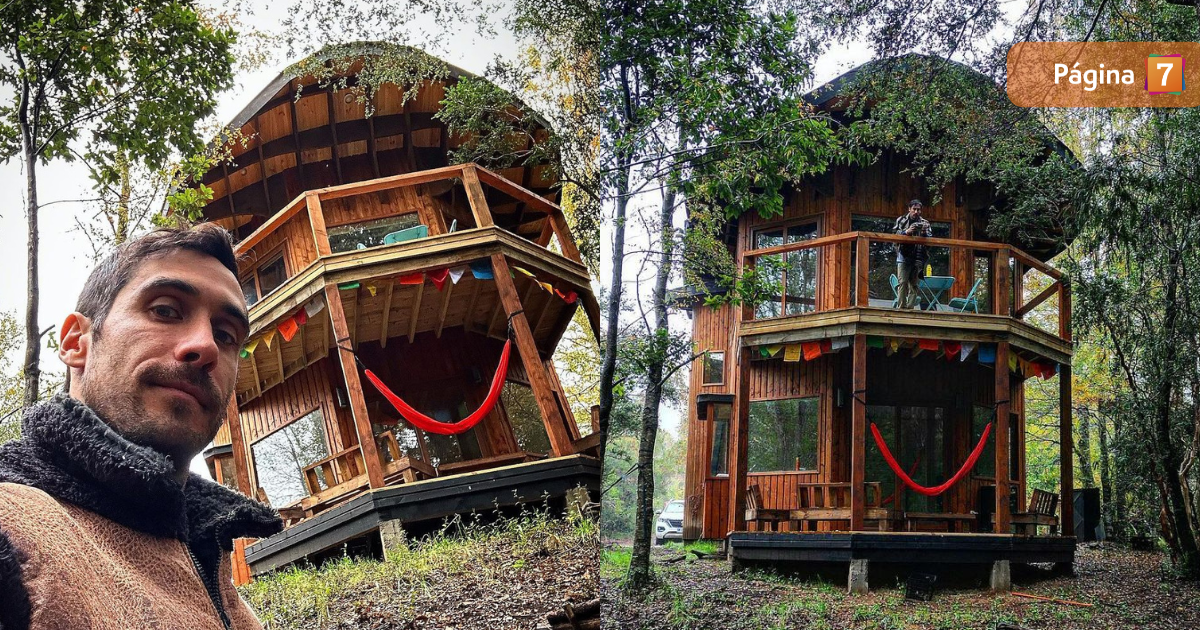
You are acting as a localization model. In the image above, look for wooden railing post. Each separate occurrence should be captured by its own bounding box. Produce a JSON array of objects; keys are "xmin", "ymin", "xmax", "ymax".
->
[
  {"xmin": 461, "ymin": 164, "xmax": 495, "ymax": 228},
  {"xmin": 323, "ymin": 284, "xmax": 386, "ymax": 489},
  {"xmin": 1012, "ymin": 260, "xmax": 1025, "ymax": 314},
  {"xmin": 855, "ymin": 236, "xmax": 869, "ymax": 308},
  {"xmin": 1059, "ymin": 363, "xmax": 1074, "ymax": 535},
  {"xmin": 224, "ymin": 396, "xmax": 253, "ymax": 496},
  {"xmin": 994, "ymin": 341, "xmax": 1012, "ymax": 534},
  {"xmin": 993, "ymin": 248, "xmax": 1011, "ymax": 316},
  {"xmin": 307, "ymin": 192, "xmax": 331, "ymax": 257},
  {"xmin": 850, "ymin": 334, "xmax": 868, "ymax": 531},
  {"xmin": 1059, "ymin": 282, "xmax": 1072, "ymax": 342}
]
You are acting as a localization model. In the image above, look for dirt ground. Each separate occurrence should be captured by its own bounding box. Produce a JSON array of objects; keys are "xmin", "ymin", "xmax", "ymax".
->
[{"xmin": 601, "ymin": 544, "xmax": 1200, "ymax": 629}]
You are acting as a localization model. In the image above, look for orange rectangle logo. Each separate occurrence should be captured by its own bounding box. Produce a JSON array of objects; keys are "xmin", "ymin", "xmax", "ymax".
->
[{"xmin": 1007, "ymin": 42, "xmax": 1200, "ymax": 107}]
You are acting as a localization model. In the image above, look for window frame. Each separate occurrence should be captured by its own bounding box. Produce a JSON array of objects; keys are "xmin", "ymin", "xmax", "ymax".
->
[
  {"xmin": 746, "ymin": 395, "xmax": 821, "ymax": 474},
  {"xmin": 240, "ymin": 242, "xmax": 290, "ymax": 307},
  {"xmin": 749, "ymin": 216, "xmax": 823, "ymax": 319},
  {"xmin": 701, "ymin": 350, "xmax": 725, "ymax": 386}
]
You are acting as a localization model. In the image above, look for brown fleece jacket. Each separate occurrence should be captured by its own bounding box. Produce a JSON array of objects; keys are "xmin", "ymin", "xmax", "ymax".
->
[{"xmin": 0, "ymin": 395, "xmax": 283, "ymax": 630}]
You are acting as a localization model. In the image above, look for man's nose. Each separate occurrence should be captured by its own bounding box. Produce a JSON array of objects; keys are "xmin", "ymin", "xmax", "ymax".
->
[{"xmin": 174, "ymin": 319, "xmax": 220, "ymax": 372}]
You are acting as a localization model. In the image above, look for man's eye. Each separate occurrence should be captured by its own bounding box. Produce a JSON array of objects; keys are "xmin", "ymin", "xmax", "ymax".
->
[
  {"xmin": 215, "ymin": 330, "xmax": 238, "ymax": 346},
  {"xmin": 151, "ymin": 304, "xmax": 182, "ymax": 319}
]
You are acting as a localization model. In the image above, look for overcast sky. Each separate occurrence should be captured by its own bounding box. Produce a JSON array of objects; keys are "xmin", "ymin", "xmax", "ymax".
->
[{"xmin": 0, "ymin": 2, "xmax": 1024, "ymax": 474}]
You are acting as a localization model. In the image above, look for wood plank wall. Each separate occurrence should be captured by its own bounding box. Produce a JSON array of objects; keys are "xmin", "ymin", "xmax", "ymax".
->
[
  {"xmin": 686, "ymin": 154, "xmax": 1028, "ymax": 538},
  {"xmin": 239, "ymin": 358, "xmax": 346, "ymax": 453}
]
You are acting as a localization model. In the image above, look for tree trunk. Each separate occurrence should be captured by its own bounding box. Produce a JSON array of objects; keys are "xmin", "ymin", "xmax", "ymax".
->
[
  {"xmin": 1076, "ymin": 407, "xmax": 1095, "ymax": 488},
  {"xmin": 19, "ymin": 79, "xmax": 41, "ymax": 408},
  {"xmin": 1097, "ymin": 407, "xmax": 1117, "ymax": 539},
  {"xmin": 626, "ymin": 183, "xmax": 676, "ymax": 591},
  {"xmin": 115, "ymin": 152, "xmax": 131, "ymax": 245}
]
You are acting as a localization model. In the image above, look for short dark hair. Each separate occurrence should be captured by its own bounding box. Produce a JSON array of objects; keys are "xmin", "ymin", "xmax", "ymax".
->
[
  {"xmin": 76, "ymin": 224, "xmax": 240, "ymax": 337},
  {"xmin": 909, "ymin": 199, "xmax": 923, "ymax": 208}
]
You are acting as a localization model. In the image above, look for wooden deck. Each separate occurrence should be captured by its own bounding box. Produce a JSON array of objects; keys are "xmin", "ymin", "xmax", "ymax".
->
[
  {"xmin": 728, "ymin": 531, "xmax": 1076, "ymax": 566},
  {"xmin": 244, "ymin": 454, "xmax": 600, "ymax": 575}
]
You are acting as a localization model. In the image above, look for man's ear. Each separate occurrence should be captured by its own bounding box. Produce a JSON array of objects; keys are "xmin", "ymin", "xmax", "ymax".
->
[{"xmin": 59, "ymin": 312, "xmax": 92, "ymax": 371}]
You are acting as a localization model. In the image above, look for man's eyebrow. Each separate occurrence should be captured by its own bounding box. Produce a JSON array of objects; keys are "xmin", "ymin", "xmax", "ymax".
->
[{"xmin": 142, "ymin": 277, "xmax": 250, "ymax": 334}]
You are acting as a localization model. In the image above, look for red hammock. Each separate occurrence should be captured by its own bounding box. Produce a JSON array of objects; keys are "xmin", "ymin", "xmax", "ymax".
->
[
  {"xmin": 362, "ymin": 339, "xmax": 513, "ymax": 436},
  {"xmin": 870, "ymin": 421, "xmax": 993, "ymax": 497}
]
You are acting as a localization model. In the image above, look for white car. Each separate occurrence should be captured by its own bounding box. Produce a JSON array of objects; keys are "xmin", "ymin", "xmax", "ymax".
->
[{"xmin": 654, "ymin": 499, "xmax": 685, "ymax": 545}]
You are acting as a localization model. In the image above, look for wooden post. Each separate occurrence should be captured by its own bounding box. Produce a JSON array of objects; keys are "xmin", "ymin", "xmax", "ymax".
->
[
  {"xmin": 462, "ymin": 165, "xmax": 495, "ymax": 228},
  {"xmin": 307, "ymin": 192, "xmax": 331, "ymax": 257},
  {"xmin": 1059, "ymin": 363, "xmax": 1074, "ymax": 536},
  {"xmin": 994, "ymin": 341, "xmax": 1011, "ymax": 533},
  {"xmin": 855, "ymin": 236, "xmax": 869, "ymax": 308},
  {"xmin": 323, "ymin": 284, "xmax": 386, "ymax": 489},
  {"xmin": 993, "ymin": 248, "xmax": 1011, "ymax": 316},
  {"xmin": 489, "ymin": 254, "xmax": 574, "ymax": 456},
  {"xmin": 727, "ymin": 344, "xmax": 752, "ymax": 533},
  {"xmin": 1012, "ymin": 260, "xmax": 1025, "ymax": 314},
  {"xmin": 224, "ymin": 395, "xmax": 253, "ymax": 496},
  {"xmin": 1059, "ymin": 282, "xmax": 1072, "ymax": 342},
  {"xmin": 851, "ymin": 334, "xmax": 867, "ymax": 531}
]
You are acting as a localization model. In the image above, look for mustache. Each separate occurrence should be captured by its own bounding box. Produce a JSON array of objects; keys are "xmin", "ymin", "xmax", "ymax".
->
[{"xmin": 140, "ymin": 364, "xmax": 223, "ymax": 411}]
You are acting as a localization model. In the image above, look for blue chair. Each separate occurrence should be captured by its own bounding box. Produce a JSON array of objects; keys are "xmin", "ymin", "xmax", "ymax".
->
[
  {"xmin": 383, "ymin": 225, "xmax": 429, "ymax": 245},
  {"xmin": 889, "ymin": 274, "xmax": 900, "ymax": 308},
  {"xmin": 947, "ymin": 278, "xmax": 984, "ymax": 313}
]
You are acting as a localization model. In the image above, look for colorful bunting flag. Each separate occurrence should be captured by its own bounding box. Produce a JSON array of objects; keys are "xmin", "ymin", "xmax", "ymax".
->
[
  {"xmin": 263, "ymin": 329, "xmax": 276, "ymax": 350},
  {"xmin": 539, "ymin": 281, "xmax": 555, "ymax": 293},
  {"xmin": 448, "ymin": 267, "xmax": 468, "ymax": 284},
  {"xmin": 866, "ymin": 336, "xmax": 885, "ymax": 349},
  {"xmin": 1008, "ymin": 353, "xmax": 1019, "ymax": 372},
  {"xmin": 766, "ymin": 345, "xmax": 783, "ymax": 357},
  {"xmin": 429, "ymin": 268, "xmax": 450, "ymax": 291},
  {"xmin": 760, "ymin": 347, "xmax": 771, "ymax": 358},
  {"xmin": 830, "ymin": 337, "xmax": 850, "ymax": 351},
  {"xmin": 784, "ymin": 345, "xmax": 801, "ymax": 362},
  {"xmin": 294, "ymin": 309, "xmax": 308, "ymax": 327},
  {"xmin": 278, "ymin": 317, "xmax": 299, "ymax": 342},
  {"xmin": 564, "ymin": 291, "xmax": 578, "ymax": 304},
  {"xmin": 239, "ymin": 348, "xmax": 249, "ymax": 359},
  {"xmin": 960, "ymin": 342, "xmax": 976, "ymax": 362},
  {"xmin": 918, "ymin": 339, "xmax": 940, "ymax": 352},
  {"xmin": 469, "ymin": 260, "xmax": 494, "ymax": 280},
  {"xmin": 242, "ymin": 338, "xmax": 259, "ymax": 357},
  {"xmin": 555, "ymin": 289, "xmax": 567, "ymax": 300},
  {"xmin": 802, "ymin": 341, "xmax": 822, "ymax": 361},
  {"xmin": 338, "ymin": 281, "xmax": 360, "ymax": 290},
  {"xmin": 977, "ymin": 344, "xmax": 996, "ymax": 364},
  {"xmin": 399, "ymin": 272, "xmax": 424, "ymax": 285},
  {"xmin": 513, "ymin": 266, "xmax": 536, "ymax": 278},
  {"xmin": 366, "ymin": 284, "xmax": 377, "ymax": 297},
  {"xmin": 304, "ymin": 298, "xmax": 325, "ymax": 319},
  {"xmin": 943, "ymin": 341, "xmax": 961, "ymax": 362}
]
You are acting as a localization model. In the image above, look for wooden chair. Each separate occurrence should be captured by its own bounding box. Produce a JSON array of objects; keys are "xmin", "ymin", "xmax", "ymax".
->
[
  {"xmin": 745, "ymin": 484, "xmax": 792, "ymax": 532},
  {"xmin": 1012, "ymin": 489, "xmax": 1060, "ymax": 535},
  {"xmin": 790, "ymin": 482, "xmax": 895, "ymax": 531}
]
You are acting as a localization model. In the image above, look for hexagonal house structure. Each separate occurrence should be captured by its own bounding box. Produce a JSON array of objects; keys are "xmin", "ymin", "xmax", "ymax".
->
[
  {"xmin": 195, "ymin": 45, "xmax": 601, "ymax": 579},
  {"xmin": 678, "ymin": 58, "xmax": 1076, "ymax": 592}
]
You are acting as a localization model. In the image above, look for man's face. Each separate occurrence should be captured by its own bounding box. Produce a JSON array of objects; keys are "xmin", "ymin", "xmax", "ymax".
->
[
  {"xmin": 908, "ymin": 204, "xmax": 922, "ymax": 218},
  {"xmin": 70, "ymin": 250, "xmax": 249, "ymax": 469}
]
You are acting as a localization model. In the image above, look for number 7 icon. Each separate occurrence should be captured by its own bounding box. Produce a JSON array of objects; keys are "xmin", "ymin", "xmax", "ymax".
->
[{"xmin": 1147, "ymin": 55, "xmax": 1185, "ymax": 95}]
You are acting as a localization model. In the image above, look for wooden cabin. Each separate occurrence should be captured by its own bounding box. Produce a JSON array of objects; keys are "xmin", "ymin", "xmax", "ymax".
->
[
  {"xmin": 679, "ymin": 60, "xmax": 1075, "ymax": 592},
  {"xmin": 195, "ymin": 46, "xmax": 601, "ymax": 577}
]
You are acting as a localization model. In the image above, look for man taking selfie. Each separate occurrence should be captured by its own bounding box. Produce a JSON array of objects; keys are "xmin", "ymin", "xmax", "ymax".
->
[{"xmin": 0, "ymin": 225, "xmax": 282, "ymax": 630}]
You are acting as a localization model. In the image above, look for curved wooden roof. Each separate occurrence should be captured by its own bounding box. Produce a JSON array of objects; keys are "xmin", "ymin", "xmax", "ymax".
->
[{"xmin": 198, "ymin": 45, "xmax": 559, "ymax": 241}]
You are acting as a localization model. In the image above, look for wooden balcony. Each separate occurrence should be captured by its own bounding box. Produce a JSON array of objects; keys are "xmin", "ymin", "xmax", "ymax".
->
[{"xmin": 738, "ymin": 232, "xmax": 1072, "ymax": 364}]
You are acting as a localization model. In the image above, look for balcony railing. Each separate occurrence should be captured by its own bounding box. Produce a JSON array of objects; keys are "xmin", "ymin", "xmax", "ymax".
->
[
  {"xmin": 741, "ymin": 231, "xmax": 1070, "ymax": 343},
  {"xmin": 231, "ymin": 163, "xmax": 583, "ymax": 311}
]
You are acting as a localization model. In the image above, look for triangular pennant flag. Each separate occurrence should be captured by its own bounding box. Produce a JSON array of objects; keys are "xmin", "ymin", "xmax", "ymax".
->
[
  {"xmin": 278, "ymin": 317, "xmax": 299, "ymax": 343},
  {"xmin": 866, "ymin": 336, "xmax": 885, "ymax": 349},
  {"xmin": 886, "ymin": 339, "xmax": 899, "ymax": 356},
  {"xmin": 449, "ymin": 266, "xmax": 468, "ymax": 284},
  {"xmin": 564, "ymin": 291, "xmax": 578, "ymax": 304},
  {"xmin": 759, "ymin": 347, "xmax": 771, "ymax": 358},
  {"xmin": 784, "ymin": 345, "xmax": 802, "ymax": 362},
  {"xmin": 1008, "ymin": 353, "xmax": 1019, "ymax": 372},
  {"xmin": 943, "ymin": 341, "xmax": 961, "ymax": 362},
  {"xmin": 366, "ymin": 283, "xmax": 377, "ymax": 297},
  {"xmin": 555, "ymin": 289, "xmax": 567, "ymax": 300},
  {"xmin": 802, "ymin": 342, "xmax": 822, "ymax": 361},
  {"xmin": 539, "ymin": 281, "xmax": 555, "ymax": 293},
  {"xmin": 338, "ymin": 281, "xmax": 361, "ymax": 290},
  {"xmin": 304, "ymin": 298, "xmax": 325, "ymax": 318},
  {"xmin": 513, "ymin": 266, "xmax": 536, "ymax": 278},
  {"xmin": 239, "ymin": 348, "xmax": 249, "ymax": 359},
  {"xmin": 429, "ymin": 268, "xmax": 450, "ymax": 291},
  {"xmin": 960, "ymin": 342, "xmax": 976, "ymax": 362},
  {"xmin": 294, "ymin": 309, "xmax": 308, "ymax": 327},
  {"xmin": 766, "ymin": 344, "xmax": 783, "ymax": 357},
  {"xmin": 469, "ymin": 260, "xmax": 494, "ymax": 280},
  {"xmin": 243, "ymin": 338, "xmax": 260, "ymax": 356},
  {"xmin": 830, "ymin": 337, "xmax": 850, "ymax": 351},
  {"xmin": 977, "ymin": 344, "xmax": 996, "ymax": 364},
  {"xmin": 399, "ymin": 272, "xmax": 424, "ymax": 285},
  {"xmin": 263, "ymin": 329, "xmax": 276, "ymax": 349}
]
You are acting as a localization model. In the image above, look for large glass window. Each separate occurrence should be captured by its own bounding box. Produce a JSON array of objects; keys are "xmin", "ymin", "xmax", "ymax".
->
[
  {"xmin": 328, "ymin": 214, "xmax": 422, "ymax": 253},
  {"xmin": 850, "ymin": 215, "xmax": 950, "ymax": 305},
  {"xmin": 866, "ymin": 405, "xmax": 946, "ymax": 512},
  {"xmin": 502, "ymin": 382, "xmax": 553, "ymax": 455},
  {"xmin": 754, "ymin": 222, "xmax": 819, "ymax": 318},
  {"xmin": 251, "ymin": 409, "xmax": 330, "ymax": 507},
  {"xmin": 972, "ymin": 406, "xmax": 1017, "ymax": 480},
  {"xmin": 748, "ymin": 397, "xmax": 819, "ymax": 472},
  {"xmin": 709, "ymin": 403, "xmax": 731, "ymax": 476},
  {"xmin": 702, "ymin": 351, "xmax": 725, "ymax": 385}
]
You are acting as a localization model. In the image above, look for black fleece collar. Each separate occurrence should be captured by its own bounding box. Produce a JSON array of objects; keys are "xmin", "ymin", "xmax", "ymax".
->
[{"xmin": 0, "ymin": 394, "xmax": 282, "ymax": 551}]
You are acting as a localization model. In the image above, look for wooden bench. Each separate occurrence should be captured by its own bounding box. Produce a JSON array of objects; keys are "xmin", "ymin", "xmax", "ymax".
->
[
  {"xmin": 745, "ymin": 484, "xmax": 791, "ymax": 531},
  {"xmin": 1012, "ymin": 489, "xmax": 1059, "ymax": 535},
  {"xmin": 903, "ymin": 512, "xmax": 977, "ymax": 533},
  {"xmin": 376, "ymin": 430, "xmax": 436, "ymax": 483},
  {"xmin": 789, "ymin": 482, "xmax": 896, "ymax": 531}
]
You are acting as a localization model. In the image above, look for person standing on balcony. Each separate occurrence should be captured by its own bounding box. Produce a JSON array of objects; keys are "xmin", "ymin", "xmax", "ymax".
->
[
  {"xmin": 0, "ymin": 225, "xmax": 282, "ymax": 630},
  {"xmin": 893, "ymin": 199, "xmax": 932, "ymax": 309}
]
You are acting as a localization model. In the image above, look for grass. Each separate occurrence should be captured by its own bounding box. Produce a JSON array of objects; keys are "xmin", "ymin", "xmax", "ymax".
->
[{"xmin": 240, "ymin": 507, "xmax": 598, "ymax": 629}]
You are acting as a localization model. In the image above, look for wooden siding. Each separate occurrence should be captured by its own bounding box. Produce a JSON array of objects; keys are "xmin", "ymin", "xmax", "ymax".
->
[
  {"xmin": 683, "ymin": 303, "xmax": 735, "ymax": 538},
  {"xmin": 240, "ymin": 358, "xmax": 344, "ymax": 450}
]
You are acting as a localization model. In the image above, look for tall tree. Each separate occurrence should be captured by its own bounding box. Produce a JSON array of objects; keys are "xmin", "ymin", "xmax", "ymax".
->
[{"xmin": 0, "ymin": 0, "xmax": 236, "ymax": 405}]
